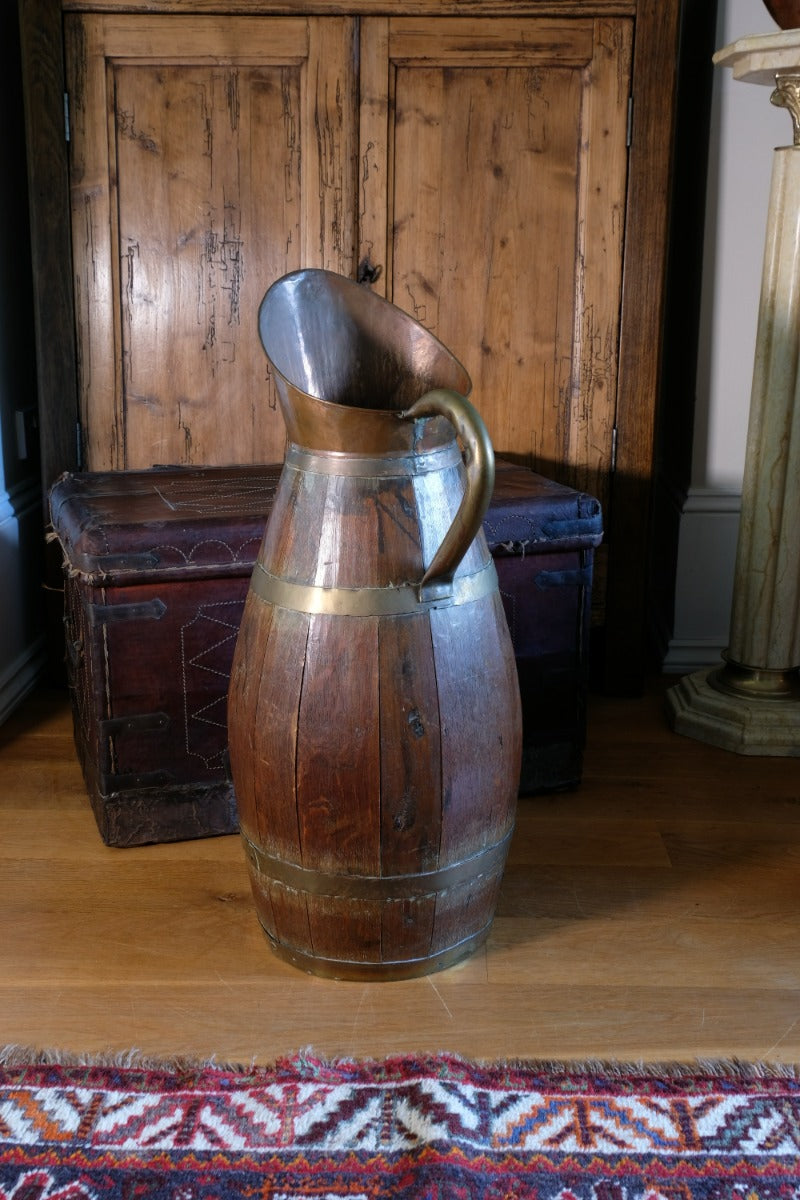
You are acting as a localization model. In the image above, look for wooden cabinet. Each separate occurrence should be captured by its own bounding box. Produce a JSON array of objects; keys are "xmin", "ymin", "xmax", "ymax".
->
[
  {"xmin": 20, "ymin": 0, "xmax": 685, "ymax": 692},
  {"xmin": 362, "ymin": 17, "xmax": 630, "ymax": 525},
  {"xmin": 66, "ymin": 13, "xmax": 358, "ymax": 468},
  {"xmin": 66, "ymin": 9, "xmax": 629, "ymax": 515}
]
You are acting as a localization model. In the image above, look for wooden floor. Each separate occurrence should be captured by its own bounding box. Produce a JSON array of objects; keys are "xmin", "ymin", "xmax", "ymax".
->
[{"xmin": 1, "ymin": 678, "xmax": 799, "ymax": 1067}]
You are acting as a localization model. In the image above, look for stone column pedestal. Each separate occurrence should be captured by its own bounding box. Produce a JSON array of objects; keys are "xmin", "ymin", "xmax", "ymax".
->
[{"xmin": 667, "ymin": 31, "xmax": 800, "ymax": 755}]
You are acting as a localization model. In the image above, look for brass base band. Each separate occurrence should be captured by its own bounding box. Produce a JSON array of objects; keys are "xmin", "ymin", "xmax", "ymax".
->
[
  {"xmin": 284, "ymin": 441, "xmax": 462, "ymax": 478},
  {"xmin": 259, "ymin": 919, "xmax": 493, "ymax": 981},
  {"xmin": 709, "ymin": 653, "xmax": 800, "ymax": 702},
  {"xmin": 242, "ymin": 826, "xmax": 514, "ymax": 901},
  {"xmin": 250, "ymin": 559, "xmax": 498, "ymax": 616}
]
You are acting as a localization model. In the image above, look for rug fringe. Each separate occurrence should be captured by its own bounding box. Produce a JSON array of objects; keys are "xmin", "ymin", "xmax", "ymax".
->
[
  {"xmin": 0, "ymin": 1044, "xmax": 253, "ymax": 1073},
  {"xmin": 505, "ymin": 1055, "xmax": 800, "ymax": 1080},
  {"xmin": 0, "ymin": 1043, "xmax": 797, "ymax": 1080}
]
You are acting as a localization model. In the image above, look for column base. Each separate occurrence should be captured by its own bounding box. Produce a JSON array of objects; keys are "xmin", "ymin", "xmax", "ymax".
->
[{"xmin": 666, "ymin": 668, "xmax": 800, "ymax": 756}]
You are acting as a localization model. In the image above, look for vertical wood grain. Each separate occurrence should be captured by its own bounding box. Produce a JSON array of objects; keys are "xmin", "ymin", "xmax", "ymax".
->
[
  {"xmin": 295, "ymin": 612, "xmax": 383, "ymax": 962},
  {"xmin": 302, "ymin": 17, "xmax": 358, "ymax": 272},
  {"xmin": 257, "ymin": 467, "xmax": 332, "ymax": 586},
  {"xmin": 226, "ymin": 590, "xmax": 273, "ymax": 837},
  {"xmin": 386, "ymin": 17, "xmax": 630, "ymax": 537},
  {"xmin": 65, "ymin": 14, "xmax": 121, "ymax": 469},
  {"xmin": 65, "ymin": 14, "xmax": 358, "ymax": 471},
  {"xmin": 358, "ymin": 16, "xmax": 390, "ymax": 298},
  {"xmin": 430, "ymin": 872, "xmax": 504, "ymax": 956},
  {"xmin": 313, "ymin": 475, "xmax": 423, "ymax": 590},
  {"xmin": 567, "ymin": 20, "xmax": 632, "ymax": 505},
  {"xmin": 114, "ymin": 60, "xmax": 302, "ymax": 467},
  {"xmin": 378, "ymin": 613, "xmax": 442, "ymax": 876},
  {"xmin": 255, "ymin": 879, "xmax": 314, "ymax": 959},
  {"xmin": 432, "ymin": 591, "xmax": 520, "ymax": 865},
  {"xmin": 228, "ymin": 597, "xmax": 309, "ymax": 858},
  {"xmin": 295, "ymin": 613, "xmax": 382, "ymax": 877},
  {"xmin": 380, "ymin": 895, "xmax": 436, "ymax": 963},
  {"xmin": 250, "ymin": 605, "xmax": 309, "ymax": 854}
]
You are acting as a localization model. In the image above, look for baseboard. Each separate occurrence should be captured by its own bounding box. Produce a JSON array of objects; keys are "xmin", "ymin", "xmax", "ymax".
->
[
  {"xmin": 663, "ymin": 486, "xmax": 741, "ymax": 672},
  {"xmin": 662, "ymin": 639, "xmax": 725, "ymax": 674},
  {"xmin": 1, "ymin": 476, "xmax": 36, "ymax": 519},
  {"xmin": 0, "ymin": 637, "xmax": 47, "ymax": 725},
  {"xmin": 0, "ymin": 475, "xmax": 47, "ymax": 723}
]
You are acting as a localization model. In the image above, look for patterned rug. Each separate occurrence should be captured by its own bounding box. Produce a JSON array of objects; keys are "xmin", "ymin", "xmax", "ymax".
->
[{"xmin": 1, "ymin": 1048, "xmax": 799, "ymax": 1199}]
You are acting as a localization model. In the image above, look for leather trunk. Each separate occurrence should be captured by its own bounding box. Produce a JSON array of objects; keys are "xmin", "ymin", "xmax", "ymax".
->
[{"xmin": 49, "ymin": 460, "xmax": 602, "ymax": 846}]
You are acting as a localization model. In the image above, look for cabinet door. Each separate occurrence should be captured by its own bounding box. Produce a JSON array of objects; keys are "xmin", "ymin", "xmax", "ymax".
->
[
  {"xmin": 360, "ymin": 16, "xmax": 631, "ymax": 530},
  {"xmin": 65, "ymin": 14, "xmax": 357, "ymax": 470}
]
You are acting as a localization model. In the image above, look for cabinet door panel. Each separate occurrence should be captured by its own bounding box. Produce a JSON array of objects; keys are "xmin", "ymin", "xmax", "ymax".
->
[
  {"xmin": 364, "ymin": 17, "xmax": 631, "ymax": 518},
  {"xmin": 66, "ymin": 15, "xmax": 357, "ymax": 470}
]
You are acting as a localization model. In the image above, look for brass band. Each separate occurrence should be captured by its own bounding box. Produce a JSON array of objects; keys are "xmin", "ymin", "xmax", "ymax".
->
[
  {"xmin": 285, "ymin": 441, "xmax": 462, "ymax": 478},
  {"xmin": 242, "ymin": 826, "xmax": 514, "ymax": 901},
  {"xmin": 259, "ymin": 921, "xmax": 493, "ymax": 981},
  {"xmin": 709, "ymin": 654, "xmax": 800, "ymax": 702},
  {"xmin": 250, "ymin": 559, "xmax": 498, "ymax": 616}
]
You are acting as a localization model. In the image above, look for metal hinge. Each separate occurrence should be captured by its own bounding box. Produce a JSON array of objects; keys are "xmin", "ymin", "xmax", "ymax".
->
[
  {"xmin": 626, "ymin": 96, "xmax": 633, "ymax": 148},
  {"xmin": 611, "ymin": 425, "xmax": 618, "ymax": 473},
  {"xmin": 64, "ymin": 92, "xmax": 70, "ymax": 142}
]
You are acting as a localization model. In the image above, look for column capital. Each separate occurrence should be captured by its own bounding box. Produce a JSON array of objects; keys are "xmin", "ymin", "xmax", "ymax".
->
[
  {"xmin": 714, "ymin": 30, "xmax": 800, "ymax": 84},
  {"xmin": 772, "ymin": 73, "xmax": 800, "ymax": 145}
]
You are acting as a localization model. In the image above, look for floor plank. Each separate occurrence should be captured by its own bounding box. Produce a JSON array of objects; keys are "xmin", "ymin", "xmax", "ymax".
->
[{"xmin": 1, "ymin": 680, "xmax": 799, "ymax": 1065}]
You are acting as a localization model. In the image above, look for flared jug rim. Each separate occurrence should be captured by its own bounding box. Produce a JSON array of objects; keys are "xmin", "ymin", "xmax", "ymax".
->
[{"xmin": 258, "ymin": 268, "xmax": 472, "ymax": 414}]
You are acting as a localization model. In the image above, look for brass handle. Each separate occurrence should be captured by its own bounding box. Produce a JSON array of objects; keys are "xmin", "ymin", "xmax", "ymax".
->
[{"xmin": 401, "ymin": 389, "xmax": 495, "ymax": 601}]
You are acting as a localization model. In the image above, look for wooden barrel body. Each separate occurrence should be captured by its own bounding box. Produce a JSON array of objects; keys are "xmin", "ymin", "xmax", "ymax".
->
[
  {"xmin": 228, "ymin": 449, "xmax": 521, "ymax": 979},
  {"xmin": 227, "ymin": 269, "xmax": 521, "ymax": 980}
]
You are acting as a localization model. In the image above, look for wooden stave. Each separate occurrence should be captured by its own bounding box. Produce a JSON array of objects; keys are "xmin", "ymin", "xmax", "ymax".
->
[{"xmin": 227, "ymin": 455, "xmax": 521, "ymax": 978}]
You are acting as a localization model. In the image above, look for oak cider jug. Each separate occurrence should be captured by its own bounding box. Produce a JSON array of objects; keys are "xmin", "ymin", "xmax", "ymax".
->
[{"xmin": 227, "ymin": 269, "xmax": 522, "ymax": 980}]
